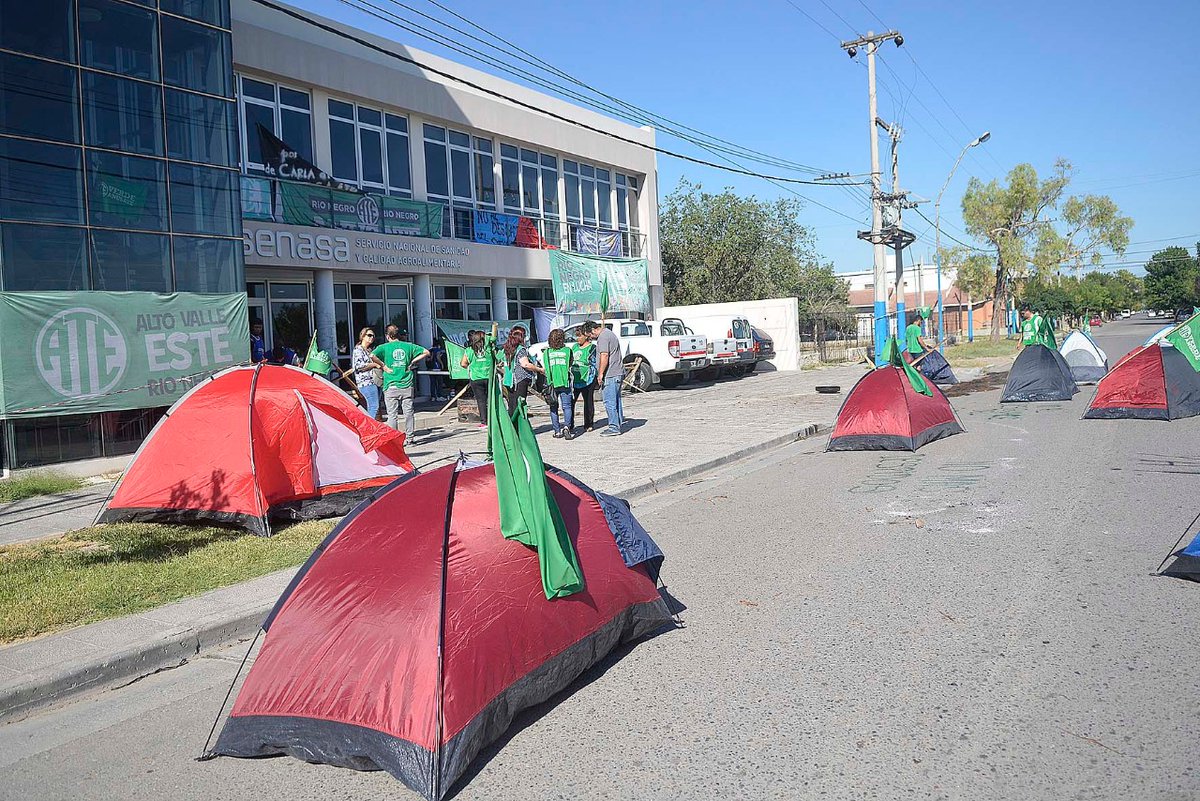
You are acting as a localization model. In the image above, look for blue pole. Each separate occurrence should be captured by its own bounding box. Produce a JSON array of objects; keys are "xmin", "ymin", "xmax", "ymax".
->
[
  {"xmin": 873, "ymin": 301, "xmax": 887, "ymax": 365},
  {"xmin": 936, "ymin": 253, "xmax": 944, "ymax": 352},
  {"xmin": 967, "ymin": 301, "xmax": 974, "ymax": 342}
]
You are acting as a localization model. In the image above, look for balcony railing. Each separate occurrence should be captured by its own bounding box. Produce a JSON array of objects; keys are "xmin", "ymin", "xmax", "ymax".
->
[{"xmin": 242, "ymin": 175, "xmax": 646, "ymax": 259}]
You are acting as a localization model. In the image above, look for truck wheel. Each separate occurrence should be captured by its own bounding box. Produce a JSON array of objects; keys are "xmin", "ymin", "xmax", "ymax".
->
[
  {"xmin": 744, "ymin": 362, "xmax": 757, "ymax": 373},
  {"xmin": 626, "ymin": 360, "xmax": 654, "ymax": 392},
  {"xmin": 659, "ymin": 372, "xmax": 686, "ymax": 389},
  {"xmin": 722, "ymin": 365, "xmax": 745, "ymax": 379}
]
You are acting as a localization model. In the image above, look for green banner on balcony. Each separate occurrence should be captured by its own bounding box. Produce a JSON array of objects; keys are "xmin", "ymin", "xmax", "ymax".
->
[
  {"xmin": 276, "ymin": 182, "xmax": 441, "ymax": 238},
  {"xmin": 548, "ymin": 251, "xmax": 650, "ymax": 316},
  {"xmin": 0, "ymin": 291, "xmax": 249, "ymax": 418}
]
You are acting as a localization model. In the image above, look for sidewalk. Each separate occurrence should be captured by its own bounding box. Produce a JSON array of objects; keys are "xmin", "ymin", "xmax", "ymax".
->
[
  {"xmin": 0, "ymin": 361, "xmax": 899, "ymax": 722},
  {"xmin": 0, "ymin": 482, "xmax": 115, "ymax": 547}
]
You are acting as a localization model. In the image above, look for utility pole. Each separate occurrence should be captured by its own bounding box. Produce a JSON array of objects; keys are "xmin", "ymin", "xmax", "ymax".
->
[
  {"xmin": 880, "ymin": 118, "xmax": 907, "ymax": 337},
  {"xmin": 843, "ymin": 29, "xmax": 903, "ymax": 364}
]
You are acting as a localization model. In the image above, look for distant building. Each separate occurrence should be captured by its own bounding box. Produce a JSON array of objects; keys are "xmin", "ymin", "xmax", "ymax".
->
[{"xmin": 837, "ymin": 258, "xmax": 995, "ymax": 341}]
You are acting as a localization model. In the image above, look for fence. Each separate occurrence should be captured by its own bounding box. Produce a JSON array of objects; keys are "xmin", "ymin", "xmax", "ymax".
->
[{"xmin": 798, "ymin": 311, "xmax": 869, "ymax": 363}]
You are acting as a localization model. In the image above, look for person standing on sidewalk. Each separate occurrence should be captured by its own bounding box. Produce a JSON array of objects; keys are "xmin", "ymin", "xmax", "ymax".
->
[
  {"xmin": 503, "ymin": 325, "xmax": 543, "ymax": 416},
  {"xmin": 371, "ymin": 324, "xmax": 428, "ymax": 442},
  {"xmin": 570, "ymin": 327, "xmax": 597, "ymax": 434},
  {"xmin": 586, "ymin": 321, "xmax": 625, "ymax": 437},
  {"xmin": 544, "ymin": 328, "xmax": 575, "ymax": 439},
  {"xmin": 350, "ymin": 327, "xmax": 382, "ymax": 420},
  {"xmin": 461, "ymin": 329, "xmax": 491, "ymax": 428}
]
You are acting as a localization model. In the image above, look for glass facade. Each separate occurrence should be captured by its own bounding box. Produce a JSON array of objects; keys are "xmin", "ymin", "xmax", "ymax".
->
[{"xmin": 0, "ymin": 0, "xmax": 240, "ymax": 469}]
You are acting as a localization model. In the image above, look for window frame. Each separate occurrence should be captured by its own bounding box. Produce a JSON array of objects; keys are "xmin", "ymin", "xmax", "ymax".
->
[{"xmin": 237, "ymin": 74, "xmax": 312, "ymax": 175}]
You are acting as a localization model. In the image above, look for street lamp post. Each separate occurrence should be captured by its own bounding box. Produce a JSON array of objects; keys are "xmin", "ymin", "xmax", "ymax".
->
[{"xmin": 934, "ymin": 131, "xmax": 990, "ymax": 351}]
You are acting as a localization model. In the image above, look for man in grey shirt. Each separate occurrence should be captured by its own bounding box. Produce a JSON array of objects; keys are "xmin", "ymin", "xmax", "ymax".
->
[{"xmin": 586, "ymin": 321, "xmax": 625, "ymax": 436}]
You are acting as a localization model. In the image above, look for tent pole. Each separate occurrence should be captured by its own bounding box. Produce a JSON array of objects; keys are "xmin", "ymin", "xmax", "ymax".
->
[
  {"xmin": 195, "ymin": 627, "xmax": 263, "ymax": 760},
  {"xmin": 431, "ymin": 467, "xmax": 460, "ymax": 799},
  {"xmin": 247, "ymin": 364, "xmax": 271, "ymax": 537},
  {"xmin": 1154, "ymin": 508, "xmax": 1200, "ymax": 575}
]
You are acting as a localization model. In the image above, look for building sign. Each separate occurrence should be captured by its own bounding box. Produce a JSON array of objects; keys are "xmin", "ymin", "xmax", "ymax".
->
[
  {"xmin": 242, "ymin": 226, "xmax": 473, "ymax": 272},
  {"xmin": 0, "ymin": 292, "xmax": 249, "ymax": 418},
  {"xmin": 548, "ymin": 251, "xmax": 650, "ymax": 315}
]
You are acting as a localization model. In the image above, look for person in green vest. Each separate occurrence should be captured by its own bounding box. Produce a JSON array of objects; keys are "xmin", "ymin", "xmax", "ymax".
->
[
  {"xmin": 370, "ymin": 324, "xmax": 428, "ymax": 441},
  {"xmin": 544, "ymin": 328, "xmax": 575, "ymax": 440},
  {"xmin": 460, "ymin": 329, "xmax": 493, "ymax": 428},
  {"xmin": 1019, "ymin": 307, "xmax": 1040, "ymax": 346},
  {"xmin": 569, "ymin": 327, "xmax": 598, "ymax": 434},
  {"xmin": 904, "ymin": 316, "xmax": 930, "ymax": 363}
]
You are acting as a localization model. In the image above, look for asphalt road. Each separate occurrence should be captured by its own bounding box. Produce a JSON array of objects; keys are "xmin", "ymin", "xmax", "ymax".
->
[{"xmin": 2, "ymin": 316, "xmax": 1196, "ymax": 801}]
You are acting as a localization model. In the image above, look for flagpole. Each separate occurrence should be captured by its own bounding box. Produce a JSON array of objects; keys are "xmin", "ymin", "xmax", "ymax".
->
[{"xmin": 436, "ymin": 383, "xmax": 470, "ymax": 416}]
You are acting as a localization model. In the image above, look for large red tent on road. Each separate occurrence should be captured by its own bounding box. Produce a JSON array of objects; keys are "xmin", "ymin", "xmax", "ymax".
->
[
  {"xmin": 100, "ymin": 365, "xmax": 413, "ymax": 535},
  {"xmin": 827, "ymin": 366, "xmax": 964, "ymax": 451},
  {"xmin": 1083, "ymin": 343, "xmax": 1200, "ymax": 420},
  {"xmin": 208, "ymin": 460, "xmax": 670, "ymax": 800}
]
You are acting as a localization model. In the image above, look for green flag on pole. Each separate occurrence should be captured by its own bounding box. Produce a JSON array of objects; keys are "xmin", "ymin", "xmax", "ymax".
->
[
  {"xmin": 1165, "ymin": 311, "xmax": 1200, "ymax": 372},
  {"xmin": 302, "ymin": 331, "xmax": 332, "ymax": 374},
  {"xmin": 486, "ymin": 336, "xmax": 584, "ymax": 599},
  {"xmin": 599, "ymin": 274, "xmax": 610, "ymax": 317},
  {"xmin": 444, "ymin": 340, "xmax": 471, "ymax": 380},
  {"xmin": 882, "ymin": 336, "xmax": 932, "ymax": 396}
]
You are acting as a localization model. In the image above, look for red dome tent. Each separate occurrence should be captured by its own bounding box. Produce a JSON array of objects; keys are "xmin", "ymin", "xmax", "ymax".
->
[
  {"xmin": 99, "ymin": 365, "xmax": 413, "ymax": 536},
  {"xmin": 827, "ymin": 366, "xmax": 964, "ymax": 451},
  {"xmin": 207, "ymin": 461, "xmax": 670, "ymax": 800},
  {"xmin": 1083, "ymin": 343, "xmax": 1200, "ymax": 420}
]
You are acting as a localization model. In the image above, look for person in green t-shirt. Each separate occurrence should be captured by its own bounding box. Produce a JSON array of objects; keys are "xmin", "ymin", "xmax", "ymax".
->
[
  {"xmin": 1020, "ymin": 308, "xmax": 1039, "ymax": 347},
  {"xmin": 370, "ymin": 324, "xmax": 428, "ymax": 439},
  {"xmin": 459, "ymin": 329, "xmax": 493, "ymax": 428},
  {"xmin": 569, "ymin": 329, "xmax": 597, "ymax": 433},
  {"xmin": 904, "ymin": 317, "xmax": 929, "ymax": 362},
  {"xmin": 544, "ymin": 328, "xmax": 575, "ymax": 439}
]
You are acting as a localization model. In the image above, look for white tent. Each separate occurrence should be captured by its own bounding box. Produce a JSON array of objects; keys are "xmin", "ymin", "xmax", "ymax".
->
[{"xmin": 1060, "ymin": 330, "xmax": 1109, "ymax": 383}]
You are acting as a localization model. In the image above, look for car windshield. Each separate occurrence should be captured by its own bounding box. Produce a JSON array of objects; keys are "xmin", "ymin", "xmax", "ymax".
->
[{"xmin": 732, "ymin": 319, "xmax": 752, "ymax": 339}]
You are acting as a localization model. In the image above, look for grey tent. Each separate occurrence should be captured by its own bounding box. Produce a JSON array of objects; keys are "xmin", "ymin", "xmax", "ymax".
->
[
  {"xmin": 1059, "ymin": 330, "xmax": 1109, "ymax": 384},
  {"xmin": 917, "ymin": 348, "xmax": 958, "ymax": 384},
  {"xmin": 1000, "ymin": 344, "xmax": 1078, "ymax": 402}
]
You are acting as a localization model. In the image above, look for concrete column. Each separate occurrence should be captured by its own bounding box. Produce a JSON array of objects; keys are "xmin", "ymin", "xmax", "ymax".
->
[
  {"xmin": 491, "ymin": 277, "xmax": 508, "ymax": 321},
  {"xmin": 412, "ymin": 273, "xmax": 433, "ymax": 397},
  {"xmin": 312, "ymin": 267, "xmax": 336, "ymax": 365},
  {"xmin": 650, "ymin": 285, "xmax": 665, "ymax": 318}
]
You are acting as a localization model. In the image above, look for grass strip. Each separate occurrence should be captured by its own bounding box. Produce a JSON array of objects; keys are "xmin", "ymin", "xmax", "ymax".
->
[
  {"xmin": 0, "ymin": 519, "xmax": 334, "ymax": 643},
  {"xmin": 0, "ymin": 473, "xmax": 85, "ymax": 503},
  {"xmin": 945, "ymin": 338, "xmax": 1021, "ymax": 362}
]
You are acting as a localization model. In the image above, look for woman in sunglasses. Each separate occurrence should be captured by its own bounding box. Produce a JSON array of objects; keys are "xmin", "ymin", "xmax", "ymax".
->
[{"xmin": 350, "ymin": 327, "xmax": 382, "ymax": 420}]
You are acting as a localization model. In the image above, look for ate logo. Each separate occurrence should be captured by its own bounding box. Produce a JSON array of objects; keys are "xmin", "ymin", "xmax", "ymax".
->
[
  {"xmin": 35, "ymin": 307, "xmax": 128, "ymax": 399},
  {"xmin": 357, "ymin": 195, "xmax": 380, "ymax": 228}
]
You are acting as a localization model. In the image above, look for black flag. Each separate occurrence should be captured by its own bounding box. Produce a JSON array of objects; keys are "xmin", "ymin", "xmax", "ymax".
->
[{"xmin": 255, "ymin": 123, "xmax": 355, "ymax": 191}]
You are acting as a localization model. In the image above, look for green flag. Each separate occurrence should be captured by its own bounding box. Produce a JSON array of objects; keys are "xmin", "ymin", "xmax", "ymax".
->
[
  {"xmin": 302, "ymin": 332, "xmax": 332, "ymax": 374},
  {"xmin": 444, "ymin": 340, "xmax": 470, "ymax": 380},
  {"xmin": 1036, "ymin": 315, "xmax": 1057, "ymax": 349},
  {"xmin": 1165, "ymin": 311, "xmax": 1200, "ymax": 372},
  {"xmin": 486, "ymin": 337, "xmax": 584, "ymax": 599},
  {"xmin": 919, "ymin": 305, "xmax": 932, "ymax": 319},
  {"xmin": 599, "ymin": 274, "xmax": 610, "ymax": 317},
  {"xmin": 883, "ymin": 336, "xmax": 932, "ymax": 396}
]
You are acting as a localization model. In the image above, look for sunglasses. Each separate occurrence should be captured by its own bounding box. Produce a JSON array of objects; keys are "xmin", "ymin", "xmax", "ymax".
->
[{"xmin": 365, "ymin": 333, "xmax": 375, "ymax": 337}]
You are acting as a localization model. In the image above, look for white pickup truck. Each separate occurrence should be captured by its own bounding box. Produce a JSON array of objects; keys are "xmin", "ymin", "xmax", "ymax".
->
[{"xmin": 529, "ymin": 317, "xmax": 708, "ymax": 391}]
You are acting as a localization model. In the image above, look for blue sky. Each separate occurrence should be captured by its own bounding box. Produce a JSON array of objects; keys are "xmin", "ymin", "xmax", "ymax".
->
[{"xmin": 289, "ymin": 0, "xmax": 1200, "ymax": 275}]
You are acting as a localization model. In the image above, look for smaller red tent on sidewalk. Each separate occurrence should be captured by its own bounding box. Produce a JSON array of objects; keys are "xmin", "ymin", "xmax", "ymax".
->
[
  {"xmin": 100, "ymin": 364, "xmax": 413, "ymax": 535},
  {"xmin": 827, "ymin": 365, "xmax": 964, "ymax": 451},
  {"xmin": 1083, "ymin": 343, "xmax": 1200, "ymax": 420}
]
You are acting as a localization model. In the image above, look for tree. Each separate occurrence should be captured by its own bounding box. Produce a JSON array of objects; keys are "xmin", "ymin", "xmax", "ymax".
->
[
  {"xmin": 1143, "ymin": 246, "xmax": 1200, "ymax": 312},
  {"xmin": 960, "ymin": 159, "xmax": 1133, "ymax": 340},
  {"xmin": 660, "ymin": 180, "xmax": 824, "ymax": 306}
]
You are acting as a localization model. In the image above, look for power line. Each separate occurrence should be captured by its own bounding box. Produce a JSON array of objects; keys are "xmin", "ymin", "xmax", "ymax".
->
[{"xmin": 261, "ymin": 0, "xmax": 864, "ymax": 187}]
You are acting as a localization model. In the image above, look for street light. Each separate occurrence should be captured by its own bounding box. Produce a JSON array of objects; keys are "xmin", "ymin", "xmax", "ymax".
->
[{"xmin": 934, "ymin": 131, "xmax": 991, "ymax": 349}]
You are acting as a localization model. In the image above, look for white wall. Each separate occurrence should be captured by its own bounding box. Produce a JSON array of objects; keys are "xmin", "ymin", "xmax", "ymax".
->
[{"xmin": 656, "ymin": 298, "xmax": 800, "ymax": 371}]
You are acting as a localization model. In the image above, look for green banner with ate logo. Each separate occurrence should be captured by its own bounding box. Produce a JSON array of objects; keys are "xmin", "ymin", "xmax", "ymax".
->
[
  {"xmin": 277, "ymin": 181, "xmax": 442, "ymax": 238},
  {"xmin": 0, "ymin": 292, "xmax": 249, "ymax": 418}
]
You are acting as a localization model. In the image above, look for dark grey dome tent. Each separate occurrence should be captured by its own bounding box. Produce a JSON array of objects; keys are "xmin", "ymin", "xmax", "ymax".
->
[
  {"xmin": 917, "ymin": 348, "xmax": 958, "ymax": 384},
  {"xmin": 1000, "ymin": 344, "xmax": 1078, "ymax": 402},
  {"xmin": 1059, "ymin": 330, "xmax": 1108, "ymax": 384}
]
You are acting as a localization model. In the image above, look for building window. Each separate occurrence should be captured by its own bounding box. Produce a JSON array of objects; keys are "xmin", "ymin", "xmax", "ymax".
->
[
  {"xmin": 618, "ymin": 174, "xmax": 641, "ymax": 256},
  {"xmin": 239, "ymin": 76, "xmax": 311, "ymax": 172},
  {"xmin": 0, "ymin": 53, "xmax": 79, "ymax": 144},
  {"xmin": 86, "ymin": 149, "xmax": 167, "ymax": 231},
  {"xmin": 541, "ymin": 153, "xmax": 559, "ymax": 244},
  {"xmin": 386, "ymin": 284, "xmax": 411, "ymax": 340},
  {"xmin": 506, "ymin": 284, "xmax": 554, "ymax": 320},
  {"xmin": 161, "ymin": 0, "xmax": 230, "ymax": 28},
  {"xmin": 0, "ymin": 0, "xmax": 76, "ymax": 63},
  {"xmin": 500, "ymin": 143, "xmax": 520, "ymax": 213},
  {"xmin": 161, "ymin": 15, "xmax": 232, "ymax": 97},
  {"xmin": 329, "ymin": 99, "xmax": 411, "ymax": 196},
  {"xmin": 0, "ymin": 223, "xmax": 88, "ymax": 291},
  {"xmin": 165, "ymin": 89, "xmax": 237, "ymax": 166},
  {"xmin": 465, "ymin": 284, "xmax": 490, "ymax": 321},
  {"xmin": 433, "ymin": 284, "xmax": 462, "ymax": 320},
  {"xmin": 173, "ymin": 235, "xmax": 240, "ymax": 294},
  {"xmin": 596, "ymin": 167, "xmax": 612, "ymax": 228},
  {"xmin": 385, "ymin": 114, "xmax": 411, "ymax": 197},
  {"xmin": 265, "ymin": 281, "xmax": 312, "ymax": 353},
  {"xmin": 82, "ymin": 72, "xmax": 163, "ymax": 156},
  {"xmin": 168, "ymin": 163, "xmax": 238, "ymax": 236},
  {"xmin": 90, "ymin": 229, "xmax": 171, "ymax": 291},
  {"xmin": 0, "ymin": 137, "xmax": 84, "ymax": 224},
  {"xmin": 474, "ymin": 137, "xmax": 494, "ymax": 209},
  {"xmin": 78, "ymin": 0, "xmax": 159, "ymax": 82},
  {"xmin": 563, "ymin": 160, "xmax": 580, "ymax": 223}
]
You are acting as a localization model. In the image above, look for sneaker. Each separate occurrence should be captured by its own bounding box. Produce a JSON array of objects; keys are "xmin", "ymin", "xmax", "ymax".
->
[
  {"xmin": 478, "ymin": 423, "xmax": 486, "ymax": 429},
  {"xmin": 600, "ymin": 428, "xmax": 621, "ymax": 437},
  {"xmin": 564, "ymin": 429, "xmax": 574, "ymax": 441},
  {"xmin": 552, "ymin": 430, "xmax": 563, "ymax": 438}
]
